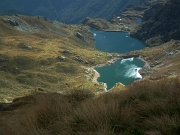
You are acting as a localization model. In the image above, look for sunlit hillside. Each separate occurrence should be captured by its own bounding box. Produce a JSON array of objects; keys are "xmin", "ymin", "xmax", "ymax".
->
[{"xmin": 0, "ymin": 15, "xmax": 116, "ymax": 102}]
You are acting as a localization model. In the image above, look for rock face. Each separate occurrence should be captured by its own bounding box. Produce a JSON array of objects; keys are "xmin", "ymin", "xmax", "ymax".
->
[{"xmin": 130, "ymin": 0, "xmax": 180, "ymax": 46}]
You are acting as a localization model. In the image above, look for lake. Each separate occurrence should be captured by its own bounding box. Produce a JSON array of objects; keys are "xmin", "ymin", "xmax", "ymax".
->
[
  {"xmin": 90, "ymin": 30, "xmax": 147, "ymax": 90},
  {"xmin": 95, "ymin": 58, "xmax": 145, "ymax": 89},
  {"xmin": 90, "ymin": 29, "xmax": 146, "ymax": 53}
]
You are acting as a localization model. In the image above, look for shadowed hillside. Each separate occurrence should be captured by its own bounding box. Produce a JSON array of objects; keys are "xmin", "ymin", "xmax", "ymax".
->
[
  {"xmin": 130, "ymin": 0, "xmax": 180, "ymax": 46},
  {"xmin": 0, "ymin": 0, "xmax": 166, "ymax": 24}
]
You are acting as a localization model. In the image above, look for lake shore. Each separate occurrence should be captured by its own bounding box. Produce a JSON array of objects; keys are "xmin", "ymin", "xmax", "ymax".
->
[
  {"xmin": 91, "ymin": 69, "xmax": 100, "ymax": 83},
  {"xmin": 137, "ymin": 56, "xmax": 150, "ymax": 68}
]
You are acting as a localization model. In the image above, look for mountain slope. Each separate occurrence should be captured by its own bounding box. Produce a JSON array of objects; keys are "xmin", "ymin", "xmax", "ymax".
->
[
  {"xmin": 130, "ymin": 0, "xmax": 180, "ymax": 46},
  {"xmin": 0, "ymin": 0, "xmax": 164, "ymax": 24},
  {"xmin": 57, "ymin": 0, "xmax": 150, "ymax": 24},
  {"xmin": 0, "ymin": 14, "xmax": 112, "ymax": 102}
]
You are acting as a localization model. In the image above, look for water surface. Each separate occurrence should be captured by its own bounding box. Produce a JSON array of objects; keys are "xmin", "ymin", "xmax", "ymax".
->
[
  {"xmin": 90, "ymin": 29, "xmax": 147, "ymax": 53},
  {"xmin": 95, "ymin": 58, "xmax": 145, "ymax": 90},
  {"xmin": 90, "ymin": 30, "xmax": 147, "ymax": 89}
]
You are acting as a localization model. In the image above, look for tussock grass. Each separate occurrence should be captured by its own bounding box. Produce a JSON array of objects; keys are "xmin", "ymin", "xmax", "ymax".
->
[{"xmin": 1, "ymin": 78, "xmax": 180, "ymax": 135}]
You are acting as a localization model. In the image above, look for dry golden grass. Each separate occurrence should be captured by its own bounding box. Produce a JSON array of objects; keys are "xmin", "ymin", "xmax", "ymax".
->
[
  {"xmin": 0, "ymin": 15, "xmax": 112, "ymax": 101},
  {"xmin": 0, "ymin": 78, "xmax": 180, "ymax": 135}
]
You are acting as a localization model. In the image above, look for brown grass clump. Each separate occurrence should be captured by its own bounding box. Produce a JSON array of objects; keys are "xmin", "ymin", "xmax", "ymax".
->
[{"xmin": 1, "ymin": 78, "xmax": 180, "ymax": 135}]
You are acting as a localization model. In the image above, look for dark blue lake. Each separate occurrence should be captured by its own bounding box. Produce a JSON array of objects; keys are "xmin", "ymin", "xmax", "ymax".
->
[
  {"xmin": 90, "ymin": 30, "xmax": 147, "ymax": 90},
  {"xmin": 90, "ymin": 29, "xmax": 147, "ymax": 53}
]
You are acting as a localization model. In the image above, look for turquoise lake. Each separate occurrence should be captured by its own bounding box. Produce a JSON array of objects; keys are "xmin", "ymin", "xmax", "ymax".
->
[
  {"xmin": 95, "ymin": 58, "xmax": 145, "ymax": 89},
  {"xmin": 90, "ymin": 30, "xmax": 147, "ymax": 90}
]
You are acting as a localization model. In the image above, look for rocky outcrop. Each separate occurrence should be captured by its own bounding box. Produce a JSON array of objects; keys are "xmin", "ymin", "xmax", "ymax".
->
[
  {"xmin": 81, "ymin": 17, "xmax": 110, "ymax": 30},
  {"xmin": 76, "ymin": 32, "xmax": 84, "ymax": 40},
  {"xmin": 130, "ymin": 0, "xmax": 180, "ymax": 46}
]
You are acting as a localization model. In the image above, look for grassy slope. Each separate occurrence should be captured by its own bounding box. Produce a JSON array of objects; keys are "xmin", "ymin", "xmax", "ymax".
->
[
  {"xmin": 0, "ymin": 15, "xmax": 114, "ymax": 102},
  {"xmin": 0, "ymin": 78, "xmax": 180, "ymax": 135}
]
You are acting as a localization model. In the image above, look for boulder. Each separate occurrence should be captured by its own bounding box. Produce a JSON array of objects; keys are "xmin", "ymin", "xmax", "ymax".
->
[
  {"xmin": 58, "ymin": 56, "xmax": 66, "ymax": 61},
  {"xmin": 62, "ymin": 50, "xmax": 74, "ymax": 55},
  {"xmin": 18, "ymin": 43, "xmax": 33, "ymax": 50},
  {"xmin": 76, "ymin": 32, "xmax": 84, "ymax": 40}
]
